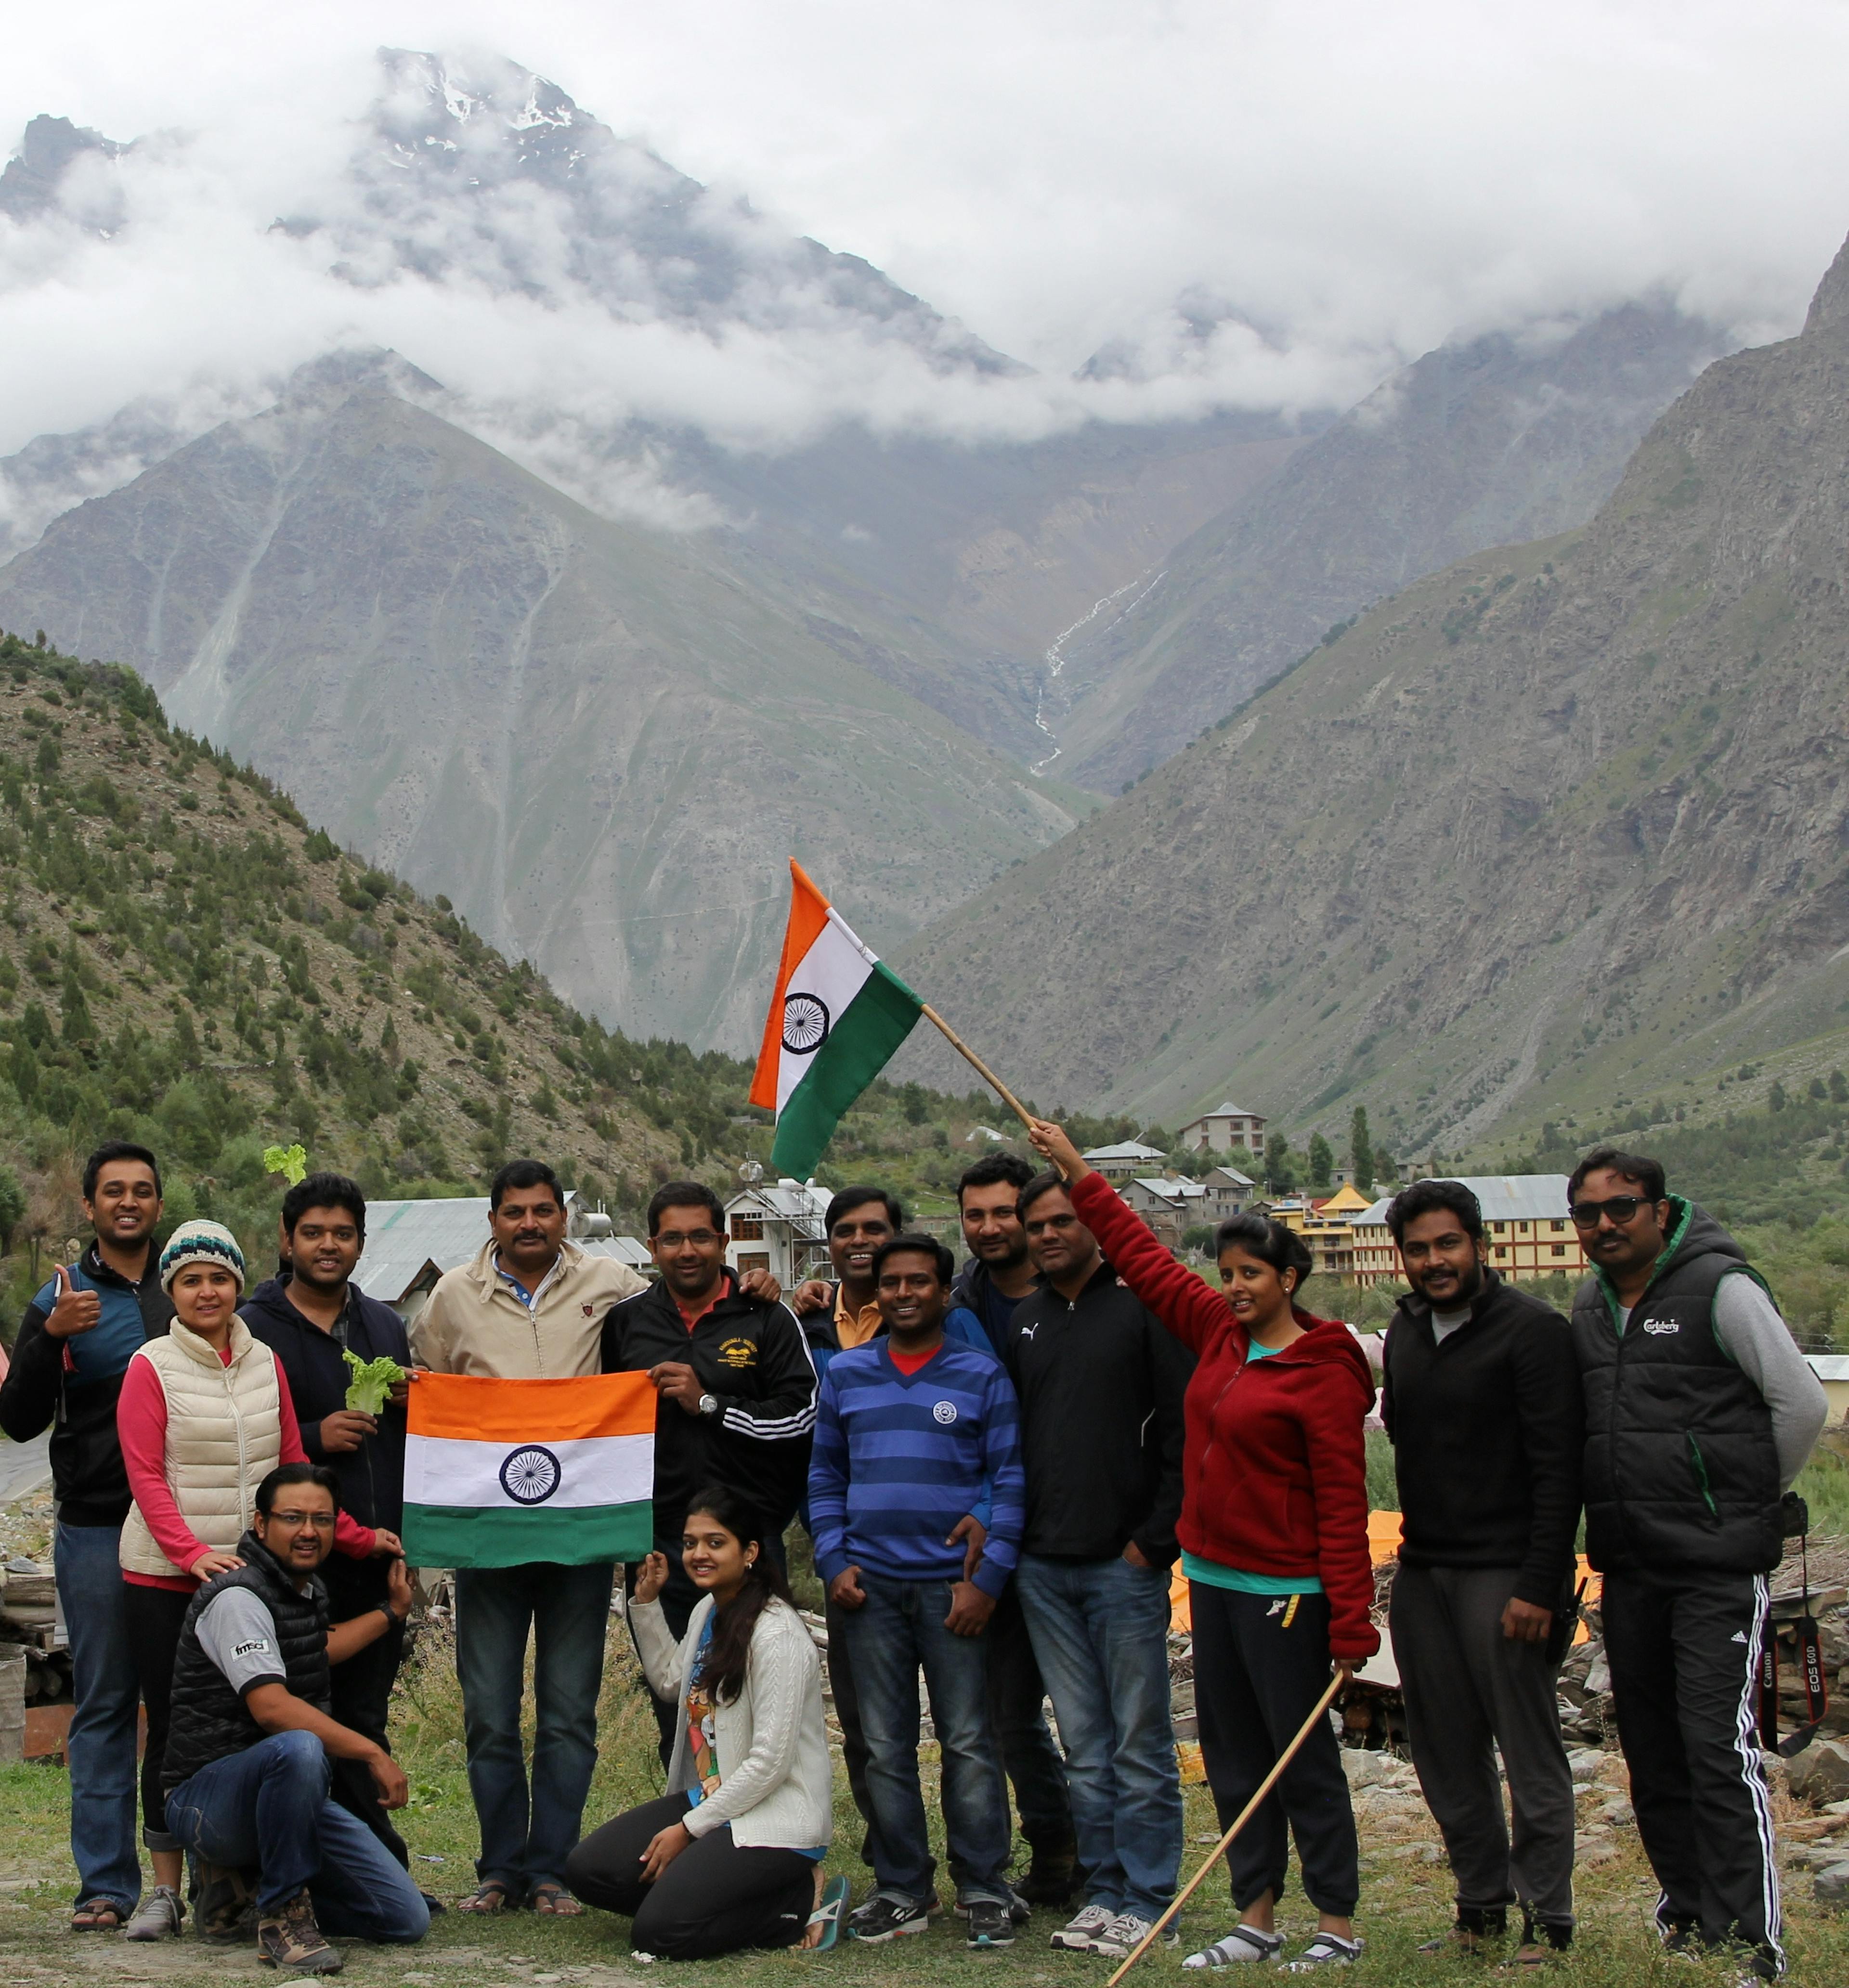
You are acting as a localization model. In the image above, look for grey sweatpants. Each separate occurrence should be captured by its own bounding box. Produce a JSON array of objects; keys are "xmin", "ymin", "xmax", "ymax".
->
[{"xmin": 1390, "ymin": 1564, "xmax": 1576, "ymax": 1928}]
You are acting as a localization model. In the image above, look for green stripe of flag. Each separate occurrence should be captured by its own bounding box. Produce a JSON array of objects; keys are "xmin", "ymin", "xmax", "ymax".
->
[
  {"xmin": 770, "ymin": 961, "xmax": 923, "ymax": 1178},
  {"xmin": 403, "ymin": 1499, "xmax": 654, "ymax": 1569}
]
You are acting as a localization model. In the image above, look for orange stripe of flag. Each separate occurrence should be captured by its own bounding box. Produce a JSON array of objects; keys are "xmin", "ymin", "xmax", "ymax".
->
[
  {"xmin": 408, "ymin": 1370, "xmax": 657, "ymax": 1443},
  {"xmin": 749, "ymin": 858, "xmax": 832, "ymax": 1109}
]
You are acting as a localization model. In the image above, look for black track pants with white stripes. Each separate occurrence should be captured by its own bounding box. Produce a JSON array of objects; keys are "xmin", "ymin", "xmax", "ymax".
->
[{"xmin": 1601, "ymin": 1568, "xmax": 1782, "ymax": 1971}]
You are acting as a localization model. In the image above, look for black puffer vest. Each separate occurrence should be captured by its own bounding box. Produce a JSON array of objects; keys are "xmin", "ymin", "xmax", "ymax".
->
[
  {"xmin": 161, "ymin": 1530, "xmax": 332, "ymax": 1797},
  {"xmin": 1570, "ymin": 1200, "xmax": 1781, "ymax": 1575}
]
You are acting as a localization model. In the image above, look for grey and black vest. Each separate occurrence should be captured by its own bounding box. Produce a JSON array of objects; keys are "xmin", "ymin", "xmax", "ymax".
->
[
  {"xmin": 161, "ymin": 1530, "xmax": 332, "ymax": 1797},
  {"xmin": 1569, "ymin": 1200, "xmax": 1781, "ymax": 1575}
]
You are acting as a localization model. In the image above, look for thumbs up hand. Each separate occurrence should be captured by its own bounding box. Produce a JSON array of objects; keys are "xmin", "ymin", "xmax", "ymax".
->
[{"xmin": 44, "ymin": 1263, "xmax": 103, "ymax": 1340}]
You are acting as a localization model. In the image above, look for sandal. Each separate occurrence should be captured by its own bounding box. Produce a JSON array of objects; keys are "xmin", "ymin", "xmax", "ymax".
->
[
  {"xmin": 531, "ymin": 1883, "xmax": 584, "ymax": 1917},
  {"xmin": 1185, "ymin": 1925, "xmax": 1286, "ymax": 1967},
  {"xmin": 71, "ymin": 1898, "xmax": 125, "ymax": 1933},
  {"xmin": 1285, "ymin": 1933, "xmax": 1363, "ymax": 1970},
  {"xmin": 801, "ymin": 1875, "xmax": 851, "ymax": 1952},
  {"xmin": 456, "ymin": 1880, "xmax": 518, "ymax": 1913}
]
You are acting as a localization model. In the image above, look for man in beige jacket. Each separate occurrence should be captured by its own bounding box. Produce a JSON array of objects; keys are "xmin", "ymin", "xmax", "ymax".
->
[{"xmin": 409, "ymin": 1159, "xmax": 650, "ymax": 1914}]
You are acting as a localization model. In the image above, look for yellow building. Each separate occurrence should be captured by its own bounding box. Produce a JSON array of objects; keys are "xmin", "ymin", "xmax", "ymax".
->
[
  {"xmin": 1270, "ymin": 1183, "xmax": 1374, "ymax": 1279},
  {"xmin": 1348, "ymin": 1175, "xmax": 1585, "ymax": 1288}
]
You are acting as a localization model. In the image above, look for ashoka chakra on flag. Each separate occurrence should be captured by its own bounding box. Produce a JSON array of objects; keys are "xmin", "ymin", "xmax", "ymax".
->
[{"xmin": 404, "ymin": 1372, "xmax": 655, "ymax": 1568}]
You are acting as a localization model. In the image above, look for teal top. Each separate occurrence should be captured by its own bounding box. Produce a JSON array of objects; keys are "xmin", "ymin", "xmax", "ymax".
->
[{"xmin": 1180, "ymin": 1341, "xmax": 1325, "ymax": 1597}]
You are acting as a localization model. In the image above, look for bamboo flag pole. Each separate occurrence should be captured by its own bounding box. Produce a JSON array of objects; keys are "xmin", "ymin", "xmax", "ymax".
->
[
  {"xmin": 1103, "ymin": 1673, "xmax": 1348, "ymax": 1988},
  {"xmin": 921, "ymin": 1002, "xmax": 1036, "ymax": 1131}
]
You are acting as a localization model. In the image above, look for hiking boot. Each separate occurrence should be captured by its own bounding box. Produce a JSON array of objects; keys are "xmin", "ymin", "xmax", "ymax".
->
[
  {"xmin": 965, "ymin": 1899, "xmax": 1017, "ymax": 1949},
  {"xmin": 195, "ymin": 1860, "xmax": 259, "ymax": 1945},
  {"xmin": 121, "ymin": 1885, "xmax": 185, "ymax": 1941},
  {"xmin": 256, "ymin": 1889, "xmax": 342, "ymax": 1974}
]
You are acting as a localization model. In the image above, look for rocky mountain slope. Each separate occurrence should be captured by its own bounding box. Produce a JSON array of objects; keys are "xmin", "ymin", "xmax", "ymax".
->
[
  {"xmin": 895, "ymin": 231, "xmax": 1849, "ymax": 1156},
  {"xmin": 1045, "ymin": 304, "xmax": 1733, "ymax": 790},
  {"xmin": 0, "ymin": 366, "xmax": 1094, "ymax": 1051}
]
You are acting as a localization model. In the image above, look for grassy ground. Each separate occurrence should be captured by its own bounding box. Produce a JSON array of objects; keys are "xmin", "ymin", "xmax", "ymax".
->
[{"xmin": 3, "ymin": 1601, "xmax": 1849, "ymax": 1987}]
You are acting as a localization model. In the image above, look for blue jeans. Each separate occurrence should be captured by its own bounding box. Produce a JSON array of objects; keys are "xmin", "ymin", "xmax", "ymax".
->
[
  {"xmin": 1016, "ymin": 1553, "xmax": 1183, "ymax": 1921},
  {"xmin": 839, "ymin": 1571, "xmax": 1012, "ymax": 1906},
  {"xmin": 454, "ymin": 1560, "xmax": 613, "ymax": 1894},
  {"xmin": 166, "ymin": 1730, "xmax": 429, "ymax": 1937},
  {"xmin": 55, "ymin": 1519, "xmax": 142, "ymax": 1911}
]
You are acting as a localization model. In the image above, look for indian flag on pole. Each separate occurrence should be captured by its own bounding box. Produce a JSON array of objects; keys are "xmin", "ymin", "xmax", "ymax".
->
[
  {"xmin": 750, "ymin": 860, "xmax": 924, "ymax": 1177},
  {"xmin": 403, "ymin": 1372, "xmax": 655, "ymax": 1568}
]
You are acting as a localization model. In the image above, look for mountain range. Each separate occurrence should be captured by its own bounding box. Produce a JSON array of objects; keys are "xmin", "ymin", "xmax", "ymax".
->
[
  {"xmin": 0, "ymin": 47, "xmax": 1789, "ymax": 1106},
  {"xmin": 895, "ymin": 229, "xmax": 1849, "ymax": 1157}
]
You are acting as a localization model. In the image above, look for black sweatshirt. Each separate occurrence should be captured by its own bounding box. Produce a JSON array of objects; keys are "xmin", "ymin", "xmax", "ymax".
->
[
  {"xmin": 1381, "ymin": 1269, "xmax": 1583, "ymax": 1608},
  {"xmin": 0, "ymin": 1242, "xmax": 172, "ymax": 1526},
  {"xmin": 239, "ymin": 1276, "xmax": 411, "ymax": 1536},
  {"xmin": 1002, "ymin": 1259, "xmax": 1195, "ymax": 1567},
  {"xmin": 599, "ymin": 1271, "xmax": 817, "ymax": 1544}
]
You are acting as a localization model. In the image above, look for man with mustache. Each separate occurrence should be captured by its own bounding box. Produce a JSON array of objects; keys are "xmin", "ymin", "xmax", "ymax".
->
[{"xmin": 1380, "ymin": 1179, "xmax": 1582, "ymax": 1965}]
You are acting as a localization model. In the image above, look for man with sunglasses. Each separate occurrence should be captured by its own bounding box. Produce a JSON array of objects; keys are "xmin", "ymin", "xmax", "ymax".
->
[{"xmin": 1565, "ymin": 1147, "xmax": 1826, "ymax": 1981}]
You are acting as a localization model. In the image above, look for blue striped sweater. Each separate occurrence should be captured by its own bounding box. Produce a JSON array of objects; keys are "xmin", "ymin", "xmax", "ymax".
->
[{"xmin": 808, "ymin": 1336, "xmax": 1025, "ymax": 1599}]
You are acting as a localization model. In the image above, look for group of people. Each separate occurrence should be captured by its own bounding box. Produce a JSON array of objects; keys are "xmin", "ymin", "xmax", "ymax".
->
[{"xmin": 0, "ymin": 1126, "xmax": 1829, "ymax": 1981}]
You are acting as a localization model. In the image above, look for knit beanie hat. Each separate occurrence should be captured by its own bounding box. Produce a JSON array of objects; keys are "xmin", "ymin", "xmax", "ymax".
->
[{"xmin": 158, "ymin": 1219, "xmax": 247, "ymax": 1294}]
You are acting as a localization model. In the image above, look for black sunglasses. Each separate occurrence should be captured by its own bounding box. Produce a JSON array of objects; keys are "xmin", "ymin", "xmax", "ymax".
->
[{"xmin": 1568, "ymin": 1195, "xmax": 1654, "ymax": 1228}]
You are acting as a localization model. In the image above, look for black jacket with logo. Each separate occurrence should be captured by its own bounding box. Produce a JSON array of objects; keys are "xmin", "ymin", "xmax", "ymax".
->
[
  {"xmin": 599, "ymin": 1272, "xmax": 817, "ymax": 1543},
  {"xmin": 1381, "ymin": 1268, "xmax": 1582, "ymax": 1608},
  {"xmin": 1571, "ymin": 1199, "xmax": 1782, "ymax": 1574},
  {"xmin": 162, "ymin": 1530, "xmax": 332, "ymax": 1797},
  {"xmin": 1002, "ymin": 1259, "xmax": 1194, "ymax": 1567}
]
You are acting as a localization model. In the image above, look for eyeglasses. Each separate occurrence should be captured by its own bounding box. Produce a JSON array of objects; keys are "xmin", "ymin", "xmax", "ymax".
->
[
  {"xmin": 269, "ymin": 1511, "xmax": 337, "ymax": 1530},
  {"xmin": 1568, "ymin": 1195, "xmax": 1653, "ymax": 1229},
  {"xmin": 656, "ymin": 1230, "xmax": 720, "ymax": 1249}
]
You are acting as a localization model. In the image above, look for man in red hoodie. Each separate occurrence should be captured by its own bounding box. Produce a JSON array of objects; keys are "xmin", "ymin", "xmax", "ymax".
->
[{"xmin": 1027, "ymin": 1120, "xmax": 1377, "ymax": 1970}]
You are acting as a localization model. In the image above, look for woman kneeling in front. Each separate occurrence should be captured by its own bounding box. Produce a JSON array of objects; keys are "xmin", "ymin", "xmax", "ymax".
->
[{"xmin": 567, "ymin": 1486, "xmax": 844, "ymax": 1960}]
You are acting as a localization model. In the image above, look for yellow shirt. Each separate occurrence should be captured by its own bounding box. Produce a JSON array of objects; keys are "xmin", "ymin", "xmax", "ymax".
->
[{"xmin": 833, "ymin": 1286, "xmax": 884, "ymax": 1351}]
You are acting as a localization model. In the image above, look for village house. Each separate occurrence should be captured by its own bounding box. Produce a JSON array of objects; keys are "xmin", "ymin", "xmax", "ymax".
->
[
  {"xmin": 1175, "ymin": 1101, "xmax": 1268, "ymax": 1153},
  {"xmin": 1348, "ymin": 1174, "xmax": 1585, "ymax": 1287},
  {"xmin": 1082, "ymin": 1138, "xmax": 1168, "ymax": 1180},
  {"xmin": 724, "ymin": 1178, "xmax": 834, "ymax": 1286},
  {"xmin": 1270, "ymin": 1182, "xmax": 1373, "ymax": 1279}
]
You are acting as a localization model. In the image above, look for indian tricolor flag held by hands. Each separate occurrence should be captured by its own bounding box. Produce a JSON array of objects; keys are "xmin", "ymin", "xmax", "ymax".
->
[
  {"xmin": 403, "ymin": 1372, "xmax": 656, "ymax": 1568},
  {"xmin": 750, "ymin": 860, "xmax": 926, "ymax": 1178}
]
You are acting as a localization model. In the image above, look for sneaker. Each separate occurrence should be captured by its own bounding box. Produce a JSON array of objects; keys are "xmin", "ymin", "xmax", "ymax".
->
[
  {"xmin": 121, "ymin": 1886, "xmax": 185, "ymax": 1942},
  {"xmin": 1094, "ymin": 1913, "xmax": 1179, "ymax": 1959},
  {"xmin": 955, "ymin": 1886, "xmax": 1030, "ymax": 1923},
  {"xmin": 1284, "ymin": 1932, "xmax": 1363, "ymax": 1970},
  {"xmin": 965, "ymin": 1899, "xmax": 1016, "ymax": 1949},
  {"xmin": 1051, "ymin": 1905, "xmax": 1118, "ymax": 1952},
  {"xmin": 1185, "ymin": 1925, "xmax": 1285, "ymax": 1968},
  {"xmin": 195, "ymin": 1861, "xmax": 259, "ymax": 1945},
  {"xmin": 848, "ymin": 1892, "xmax": 933, "ymax": 1943},
  {"xmin": 256, "ymin": 1888, "xmax": 342, "ymax": 1975}
]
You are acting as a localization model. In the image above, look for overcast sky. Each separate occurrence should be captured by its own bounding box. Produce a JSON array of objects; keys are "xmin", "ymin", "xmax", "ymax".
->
[{"xmin": 5, "ymin": 0, "xmax": 1849, "ymax": 465}]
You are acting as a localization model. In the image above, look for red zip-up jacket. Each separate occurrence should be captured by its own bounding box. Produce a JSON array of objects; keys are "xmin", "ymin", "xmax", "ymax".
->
[{"xmin": 1071, "ymin": 1174, "xmax": 1380, "ymax": 1662}]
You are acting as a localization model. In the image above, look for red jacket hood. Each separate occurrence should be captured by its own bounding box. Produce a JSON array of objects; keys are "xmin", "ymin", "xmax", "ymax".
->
[{"xmin": 1262, "ymin": 1313, "xmax": 1377, "ymax": 1395}]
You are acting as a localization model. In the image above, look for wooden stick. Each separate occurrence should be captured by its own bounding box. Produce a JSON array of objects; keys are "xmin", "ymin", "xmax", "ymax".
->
[
  {"xmin": 1104, "ymin": 1673, "xmax": 1348, "ymax": 1988},
  {"xmin": 920, "ymin": 1003, "xmax": 1035, "ymax": 1130}
]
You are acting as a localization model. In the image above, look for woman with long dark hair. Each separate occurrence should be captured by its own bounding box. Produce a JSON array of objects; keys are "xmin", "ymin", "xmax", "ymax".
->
[
  {"xmin": 567, "ymin": 1487, "xmax": 844, "ymax": 1960},
  {"xmin": 1027, "ymin": 1123, "xmax": 1378, "ymax": 1969}
]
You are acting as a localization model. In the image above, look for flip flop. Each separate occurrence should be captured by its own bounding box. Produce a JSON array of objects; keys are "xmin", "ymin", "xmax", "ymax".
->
[
  {"xmin": 531, "ymin": 1883, "xmax": 584, "ymax": 1917},
  {"xmin": 71, "ymin": 1898, "xmax": 124, "ymax": 1933},
  {"xmin": 803, "ymin": 1875, "xmax": 851, "ymax": 1952},
  {"xmin": 456, "ymin": 1880, "xmax": 517, "ymax": 1913}
]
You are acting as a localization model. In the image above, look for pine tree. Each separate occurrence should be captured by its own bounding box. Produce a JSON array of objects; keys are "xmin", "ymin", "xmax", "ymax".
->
[
  {"xmin": 1307, "ymin": 1132, "xmax": 1334, "ymax": 1194},
  {"xmin": 1351, "ymin": 1106, "xmax": 1375, "ymax": 1194}
]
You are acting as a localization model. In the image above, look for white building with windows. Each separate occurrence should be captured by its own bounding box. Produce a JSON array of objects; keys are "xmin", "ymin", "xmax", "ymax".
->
[
  {"xmin": 724, "ymin": 1179, "xmax": 833, "ymax": 1286},
  {"xmin": 1082, "ymin": 1139, "xmax": 1167, "ymax": 1181},
  {"xmin": 1176, "ymin": 1102, "xmax": 1268, "ymax": 1153}
]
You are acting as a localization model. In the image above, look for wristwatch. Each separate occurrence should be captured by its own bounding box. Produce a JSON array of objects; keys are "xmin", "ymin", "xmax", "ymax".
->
[{"xmin": 698, "ymin": 1392, "xmax": 720, "ymax": 1417}]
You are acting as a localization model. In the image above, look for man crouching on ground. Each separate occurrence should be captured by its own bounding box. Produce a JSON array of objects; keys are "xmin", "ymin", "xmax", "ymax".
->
[{"xmin": 160, "ymin": 1462, "xmax": 426, "ymax": 1973}]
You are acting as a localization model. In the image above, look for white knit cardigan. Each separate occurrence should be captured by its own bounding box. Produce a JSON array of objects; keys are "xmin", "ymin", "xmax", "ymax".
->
[{"xmin": 628, "ymin": 1590, "xmax": 832, "ymax": 1852}]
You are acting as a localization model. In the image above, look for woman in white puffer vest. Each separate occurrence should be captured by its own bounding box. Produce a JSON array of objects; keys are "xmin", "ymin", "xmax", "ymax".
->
[{"xmin": 114, "ymin": 1221, "xmax": 402, "ymax": 1942}]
